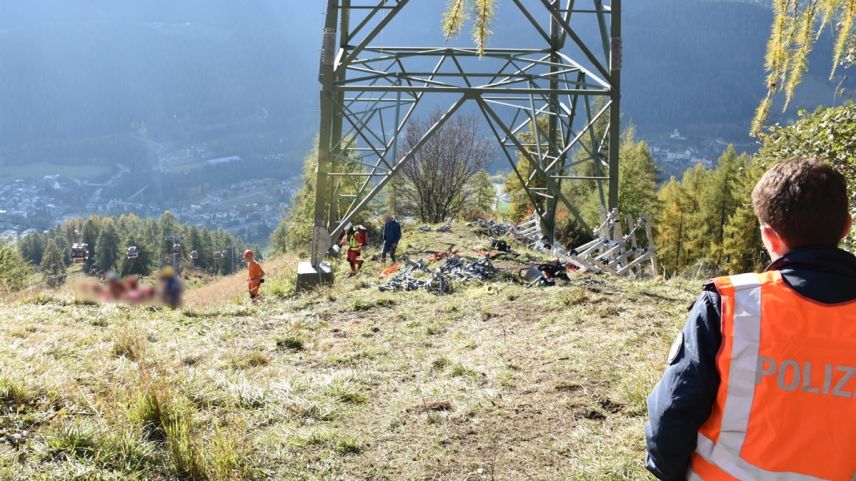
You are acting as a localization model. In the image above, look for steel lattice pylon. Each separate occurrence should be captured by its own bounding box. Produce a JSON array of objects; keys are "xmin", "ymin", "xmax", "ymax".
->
[{"xmin": 310, "ymin": 0, "xmax": 621, "ymax": 266}]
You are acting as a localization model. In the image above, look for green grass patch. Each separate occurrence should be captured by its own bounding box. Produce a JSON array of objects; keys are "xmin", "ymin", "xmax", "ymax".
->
[
  {"xmin": 275, "ymin": 331, "xmax": 306, "ymax": 351},
  {"xmin": 327, "ymin": 379, "xmax": 368, "ymax": 404},
  {"xmin": 351, "ymin": 297, "xmax": 395, "ymax": 311},
  {"xmin": 0, "ymin": 377, "xmax": 51, "ymax": 412}
]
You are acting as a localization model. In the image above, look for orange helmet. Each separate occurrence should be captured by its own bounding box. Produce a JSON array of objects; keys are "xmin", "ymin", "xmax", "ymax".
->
[{"xmin": 243, "ymin": 250, "xmax": 254, "ymax": 259}]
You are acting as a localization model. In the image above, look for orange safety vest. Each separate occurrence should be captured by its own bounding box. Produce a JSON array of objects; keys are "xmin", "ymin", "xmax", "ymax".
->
[{"xmin": 689, "ymin": 271, "xmax": 856, "ymax": 481}]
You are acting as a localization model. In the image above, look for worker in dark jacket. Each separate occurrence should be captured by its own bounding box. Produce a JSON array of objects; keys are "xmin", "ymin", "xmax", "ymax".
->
[
  {"xmin": 381, "ymin": 214, "xmax": 402, "ymax": 264},
  {"xmin": 646, "ymin": 159, "xmax": 856, "ymax": 481}
]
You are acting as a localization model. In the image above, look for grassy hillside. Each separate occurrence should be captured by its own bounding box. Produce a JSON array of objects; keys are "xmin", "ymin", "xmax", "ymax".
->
[{"xmin": 0, "ymin": 224, "xmax": 698, "ymax": 480}]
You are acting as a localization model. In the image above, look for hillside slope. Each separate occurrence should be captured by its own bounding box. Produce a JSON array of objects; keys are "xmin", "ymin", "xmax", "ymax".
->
[{"xmin": 0, "ymin": 225, "xmax": 697, "ymax": 480}]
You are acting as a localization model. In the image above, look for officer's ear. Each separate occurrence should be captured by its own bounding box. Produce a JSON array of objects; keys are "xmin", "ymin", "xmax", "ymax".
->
[
  {"xmin": 841, "ymin": 214, "xmax": 852, "ymax": 243},
  {"xmin": 760, "ymin": 223, "xmax": 790, "ymax": 261}
]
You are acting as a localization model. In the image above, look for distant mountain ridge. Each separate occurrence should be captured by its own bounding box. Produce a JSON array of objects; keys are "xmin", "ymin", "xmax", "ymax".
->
[{"xmin": 0, "ymin": 0, "xmax": 849, "ymax": 175}]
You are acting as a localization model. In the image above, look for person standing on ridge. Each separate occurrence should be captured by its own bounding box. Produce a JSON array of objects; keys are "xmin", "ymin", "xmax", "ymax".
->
[
  {"xmin": 381, "ymin": 214, "xmax": 402, "ymax": 265},
  {"xmin": 244, "ymin": 250, "xmax": 265, "ymax": 301},
  {"xmin": 645, "ymin": 158, "xmax": 856, "ymax": 481}
]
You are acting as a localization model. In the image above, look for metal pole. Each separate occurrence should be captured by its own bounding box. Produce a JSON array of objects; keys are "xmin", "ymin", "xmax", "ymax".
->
[
  {"xmin": 312, "ymin": 0, "xmax": 340, "ymax": 267},
  {"xmin": 328, "ymin": 0, "xmax": 350, "ymax": 229},
  {"xmin": 608, "ymin": 0, "xmax": 621, "ymax": 211},
  {"xmin": 543, "ymin": 0, "xmax": 561, "ymax": 242}
]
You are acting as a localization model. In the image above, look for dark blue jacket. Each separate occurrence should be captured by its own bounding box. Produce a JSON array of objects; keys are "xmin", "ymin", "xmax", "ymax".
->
[
  {"xmin": 382, "ymin": 219, "xmax": 402, "ymax": 245},
  {"xmin": 645, "ymin": 246, "xmax": 856, "ymax": 481}
]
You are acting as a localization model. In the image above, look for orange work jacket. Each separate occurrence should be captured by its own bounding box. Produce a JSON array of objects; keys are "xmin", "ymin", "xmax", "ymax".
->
[
  {"xmin": 690, "ymin": 271, "xmax": 856, "ymax": 481},
  {"xmin": 247, "ymin": 260, "xmax": 264, "ymax": 286}
]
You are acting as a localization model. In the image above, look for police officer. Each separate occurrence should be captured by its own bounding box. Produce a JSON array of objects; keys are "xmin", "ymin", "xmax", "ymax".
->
[{"xmin": 646, "ymin": 159, "xmax": 856, "ymax": 481}]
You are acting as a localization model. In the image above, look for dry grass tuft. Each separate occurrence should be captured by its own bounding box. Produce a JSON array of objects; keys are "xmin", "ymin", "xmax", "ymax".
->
[
  {"xmin": 112, "ymin": 323, "xmax": 148, "ymax": 361},
  {"xmin": 231, "ymin": 350, "xmax": 270, "ymax": 369}
]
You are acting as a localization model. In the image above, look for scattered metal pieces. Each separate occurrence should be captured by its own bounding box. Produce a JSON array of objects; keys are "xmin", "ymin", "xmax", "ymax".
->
[
  {"xmin": 439, "ymin": 257, "xmax": 497, "ymax": 282},
  {"xmin": 471, "ymin": 219, "xmax": 514, "ymax": 237},
  {"xmin": 379, "ymin": 260, "xmax": 451, "ymax": 295},
  {"xmin": 417, "ymin": 222, "xmax": 453, "ymax": 234},
  {"xmin": 490, "ymin": 239, "xmax": 513, "ymax": 253},
  {"xmin": 514, "ymin": 210, "xmax": 658, "ymax": 277},
  {"xmin": 435, "ymin": 222, "xmax": 452, "ymax": 233},
  {"xmin": 379, "ymin": 256, "xmax": 498, "ymax": 294},
  {"xmin": 520, "ymin": 260, "xmax": 573, "ymax": 288}
]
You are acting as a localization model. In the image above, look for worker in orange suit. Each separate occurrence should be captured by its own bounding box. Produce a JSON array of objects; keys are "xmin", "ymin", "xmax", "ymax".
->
[
  {"xmin": 244, "ymin": 250, "xmax": 265, "ymax": 301},
  {"xmin": 340, "ymin": 224, "xmax": 367, "ymax": 276},
  {"xmin": 645, "ymin": 158, "xmax": 856, "ymax": 481}
]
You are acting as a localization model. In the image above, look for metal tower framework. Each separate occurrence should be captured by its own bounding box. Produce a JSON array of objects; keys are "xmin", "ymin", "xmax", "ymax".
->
[{"xmin": 311, "ymin": 0, "xmax": 621, "ymax": 266}]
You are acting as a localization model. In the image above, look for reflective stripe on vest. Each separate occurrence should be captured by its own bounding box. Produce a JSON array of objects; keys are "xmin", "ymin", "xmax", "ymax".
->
[
  {"xmin": 348, "ymin": 234, "xmax": 360, "ymax": 251},
  {"xmin": 690, "ymin": 271, "xmax": 856, "ymax": 481}
]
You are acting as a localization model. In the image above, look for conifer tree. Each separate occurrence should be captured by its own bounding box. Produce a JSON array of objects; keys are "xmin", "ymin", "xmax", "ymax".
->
[
  {"xmin": 159, "ymin": 211, "xmax": 182, "ymax": 258},
  {"xmin": 187, "ymin": 226, "xmax": 207, "ymax": 271},
  {"xmin": 18, "ymin": 232, "xmax": 46, "ymax": 266},
  {"xmin": 1, "ymin": 241, "xmax": 30, "ymax": 292},
  {"xmin": 616, "ymin": 133, "xmax": 659, "ymax": 223},
  {"xmin": 697, "ymin": 146, "xmax": 750, "ymax": 266},
  {"xmin": 40, "ymin": 240, "xmax": 66, "ymax": 288},
  {"xmin": 655, "ymin": 178, "xmax": 688, "ymax": 276},
  {"xmin": 568, "ymin": 128, "xmax": 659, "ymax": 233},
  {"xmin": 201, "ymin": 230, "xmax": 216, "ymax": 273},
  {"xmin": 676, "ymin": 163, "xmax": 709, "ymax": 269},
  {"xmin": 720, "ymin": 162, "xmax": 768, "ymax": 273},
  {"xmin": 81, "ymin": 217, "xmax": 100, "ymax": 273},
  {"xmin": 469, "ymin": 169, "xmax": 497, "ymax": 215},
  {"xmin": 95, "ymin": 222, "xmax": 120, "ymax": 273},
  {"xmin": 120, "ymin": 236, "xmax": 153, "ymax": 277}
]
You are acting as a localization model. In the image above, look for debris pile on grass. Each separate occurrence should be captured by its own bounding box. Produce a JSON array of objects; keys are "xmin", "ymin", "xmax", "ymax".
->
[
  {"xmin": 379, "ymin": 255, "xmax": 501, "ymax": 294},
  {"xmin": 379, "ymin": 261, "xmax": 451, "ymax": 294},
  {"xmin": 519, "ymin": 260, "xmax": 574, "ymax": 288},
  {"xmin": 438, "ymin": 257, "xmax": 497, "ymax": 282},
  {"xmin": 471, "ymin": 219, "xmax": 514, "ymax": 237}
]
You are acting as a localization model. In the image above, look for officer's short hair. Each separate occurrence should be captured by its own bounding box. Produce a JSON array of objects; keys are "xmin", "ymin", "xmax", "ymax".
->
[{"xmin": 752, "ymin": 158, "xmax": 849, "ymax": 248}]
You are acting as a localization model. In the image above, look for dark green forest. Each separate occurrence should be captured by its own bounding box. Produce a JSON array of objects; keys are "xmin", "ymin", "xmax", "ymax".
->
[{"xmin": 16, "ymin": 213, "xmax": 250, "ymax": 282}]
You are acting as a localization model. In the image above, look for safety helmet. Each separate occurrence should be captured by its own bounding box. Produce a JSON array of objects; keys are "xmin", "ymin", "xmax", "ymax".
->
[
  {"xmin": 161, "ymin": 266, "xmax": 175, "ymax": 277},
  {"xmin": 243, "ymin": 250, "xmax": 254, "ymax": 259}
]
